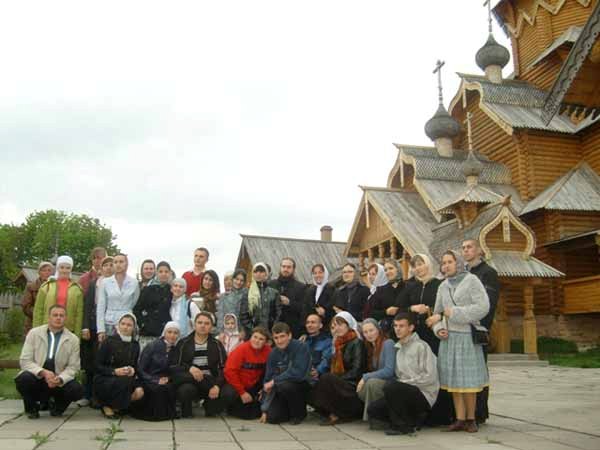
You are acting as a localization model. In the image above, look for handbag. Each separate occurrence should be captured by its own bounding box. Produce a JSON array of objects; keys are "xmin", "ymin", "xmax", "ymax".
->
[{"xmin": 448, "ymin": 288, "xmax": 489, "ymax": 346}]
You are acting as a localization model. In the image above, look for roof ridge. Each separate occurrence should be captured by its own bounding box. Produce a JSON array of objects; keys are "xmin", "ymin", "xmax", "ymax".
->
[
  {"xmin": 240, "ymin": 234, "xmax": 347, "ymax": 245},
  {"xmin": 359, "ymin": 185, "xmax": 412, "ymax": 193}
]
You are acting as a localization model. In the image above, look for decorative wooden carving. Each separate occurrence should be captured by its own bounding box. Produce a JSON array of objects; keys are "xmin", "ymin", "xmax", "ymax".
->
[{"xmin": 523, "ymin": 283, "xmax": 538, "ymax": 354}]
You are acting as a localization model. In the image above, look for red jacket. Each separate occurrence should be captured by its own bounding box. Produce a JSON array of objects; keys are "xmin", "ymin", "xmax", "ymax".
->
[
  {"xmin": 224, "ymin": 340, "xmax": 271, "ymax": 395},
  {"xmin": 182, "ymin": 270, "xmax": 203, "ymax": 297}
]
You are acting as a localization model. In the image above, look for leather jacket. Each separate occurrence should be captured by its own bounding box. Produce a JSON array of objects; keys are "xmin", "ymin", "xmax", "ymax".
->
[{"xmin": 337, "ymin": 337, "xmax": 366, "ymax": 385}]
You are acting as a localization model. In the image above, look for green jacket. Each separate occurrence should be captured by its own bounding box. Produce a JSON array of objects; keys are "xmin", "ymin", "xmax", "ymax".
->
[{"xmin": 33, "ymin": 279, "xmax": 84, "ymax": 338}]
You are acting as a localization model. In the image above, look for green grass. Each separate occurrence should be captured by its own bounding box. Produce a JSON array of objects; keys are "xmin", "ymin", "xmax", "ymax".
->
[
  {"xmin": 511, "ymin": 337, "xmax": 600, "ymax": 368},
  {"xmin": 0, "ymin": 341, "xmax": 22, "ymax": 399}
]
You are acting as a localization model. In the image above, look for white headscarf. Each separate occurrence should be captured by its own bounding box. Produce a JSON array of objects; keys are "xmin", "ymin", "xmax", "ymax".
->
[
  {"xmin": 334, "ymin": 311, "xmax": 362, "ymax": 340},
  {"xmin": 161, "ymin": 321, "xmax": 181, "ymax": 347},
  {"xmin": 369, "ymin": 263, "xmax": 387, "ymax": 295},
  {"xmin": 313, "ymin": 265, "xmax": 330, "ymax": 303},
  {"xmin": 116, "ymin": 312, "xmax": 137, "ymax": 342},
  {"xmin": 54, "ymin": 255, "xmax": 74, "ymax": 279}
]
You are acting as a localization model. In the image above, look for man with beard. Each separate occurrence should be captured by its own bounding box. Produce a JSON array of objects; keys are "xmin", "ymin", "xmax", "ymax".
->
[{"xmin": 269, "ymin": 258, "xmax": 307, "ymax": 338}]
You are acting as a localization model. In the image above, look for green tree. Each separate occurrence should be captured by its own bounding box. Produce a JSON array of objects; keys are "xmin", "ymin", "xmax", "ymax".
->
[{"xmin": 0, "ymin": 210, "xmax": 120, "ymax": 289}]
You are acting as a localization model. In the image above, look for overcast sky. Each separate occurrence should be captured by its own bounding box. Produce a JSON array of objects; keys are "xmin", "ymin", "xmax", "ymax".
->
[{"xmin": 0, "ymin": 1, "xmax": 510, "ymax": 280}]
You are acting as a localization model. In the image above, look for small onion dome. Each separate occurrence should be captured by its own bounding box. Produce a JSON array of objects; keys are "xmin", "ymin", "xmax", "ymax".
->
[
  {"xmin": 462, "ymin": 150, "xmax": 484, "ymax": 178},
  {"xmin": 476, "ymin": 33, "xmax": 510, "ymax": 71},
  {"xmin": 424, "ymin": 104, "xmax": 461, "ymax": 141}
]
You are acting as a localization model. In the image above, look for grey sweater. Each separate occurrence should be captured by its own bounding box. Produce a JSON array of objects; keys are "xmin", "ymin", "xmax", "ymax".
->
[
  {"xmin": 433, "ymin": 272, "xmax": 490, "ymax": 334},
  {"xmin": 394, "ymin": 332, "xmax": 439, "ymax": 407}
]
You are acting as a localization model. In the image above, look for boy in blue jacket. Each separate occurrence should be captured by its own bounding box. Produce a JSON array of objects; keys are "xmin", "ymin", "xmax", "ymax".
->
[{"xmin": 260, "ymin": 322, "xmax": 311, "ymax": 424}]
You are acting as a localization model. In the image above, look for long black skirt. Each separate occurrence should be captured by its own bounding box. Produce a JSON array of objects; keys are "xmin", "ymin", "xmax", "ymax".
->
[
  {"xmin": 311, "ymin": 373, "xmax": 363, "ymax": 419},
  {"xmin": 130, "ymin": 382, "xmax": 176, "ymax": 421},
  {"xmin": 94, "ymin": 375, "xmax": 140, "ymax": 411}
]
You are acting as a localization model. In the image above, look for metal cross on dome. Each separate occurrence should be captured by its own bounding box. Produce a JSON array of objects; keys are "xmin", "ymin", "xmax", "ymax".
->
[
  {"xmin": 432, "ymin": 60, "xmax": 445, "ymax": 106},
  {"xmin": 483, "ymin": 0, "xmax": 493, "ymax": 33}
]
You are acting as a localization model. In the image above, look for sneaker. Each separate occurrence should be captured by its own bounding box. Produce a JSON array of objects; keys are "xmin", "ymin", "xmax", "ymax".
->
[{"xmin": 77, "ymin": 398, "xmax": 91, "ymax": 407}]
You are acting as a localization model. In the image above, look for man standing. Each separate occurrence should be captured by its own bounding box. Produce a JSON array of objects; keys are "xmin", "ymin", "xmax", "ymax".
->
[
  {"xmin": 222, "ymin": 326, "xmax": 272, "ymax": 419},
  {"xmin": 367, "ymin": 313, "xmax": 439, "ymax": 435},
  {"xmin": 78, "ymin": 247, "xmax": 107, "ymax": 295},
  {"xmin": 182, "ymin": 248, "xmax": 209, "ymax": 298},
  {"xmin": 462, "ymin": 239, "xmax": 499, "ymax": 424},
  {"xmin": 269, "ymin": 258, "xmax": 306, "ymax": 338},
  {"xmin": 303, "ymin": 313, "xmax": 332, "ymax": 384},
  {"xmin": 15, "ymin": 305, "xmax": 83, "ymax": 419},
  {"xmin": 261, "ymin": 322, "xmax": 312, "ymax": 425},
  {"xmin": 96, "ymin": 253, "xmax": 140, "ymax": 342},
  {"xmin": 21, "ymin": 262, "xmax": 54, "ymax": 336}
]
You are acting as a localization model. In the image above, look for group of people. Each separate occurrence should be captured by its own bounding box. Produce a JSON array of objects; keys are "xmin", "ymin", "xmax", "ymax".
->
[{"xmin": 16, "ymin": 239, "xmax": 499, "ymax": 436}]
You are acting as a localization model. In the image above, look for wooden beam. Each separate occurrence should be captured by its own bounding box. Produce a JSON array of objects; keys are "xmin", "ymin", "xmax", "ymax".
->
[
  {"xmin": 390, "ymin": 238, "xmax": 398, "ymax": 260},
  {"xmin": 401, "ymin": 249, "xmax": 410, "ymax": 281},
  {"xmin": 493, "ymin": 290, "xmax": 511, "ymax": 354},
  {"xmin": 378, "ymin": 243, "xmax": 386, "ymax": 263},
  {"xmin": 523, "ymin": 283, "xmax": 537, "ymax": 355}
]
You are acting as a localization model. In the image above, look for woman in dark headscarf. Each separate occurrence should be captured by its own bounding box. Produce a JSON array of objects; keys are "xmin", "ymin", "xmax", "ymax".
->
[
  {"xmin": 367, "ymin": 259, "xmax": 405, "ymax": 334},
  {"xmin": 332, "ymin": 263, "xmax": 370, "ymax": 322},
  {"xmin": 94, "ymin": 312, "xmax": 143, "ymax": 418},
  {"xmin": 131, "ymin": 321, "xmax": 180, "ymax": 421},
  {"xmin": 134, "ymin": 261, "xmax": 173, "ymax": 350}
]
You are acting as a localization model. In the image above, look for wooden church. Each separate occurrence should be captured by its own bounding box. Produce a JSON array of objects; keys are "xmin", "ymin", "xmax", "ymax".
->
[{"xmin": 345, "ymin": 0, "xmax": 600, "ymax": 353}]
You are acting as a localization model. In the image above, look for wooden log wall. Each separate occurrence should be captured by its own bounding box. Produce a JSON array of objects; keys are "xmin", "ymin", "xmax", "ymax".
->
[
  {"xmin": 557, "ymin": 212, "xmax": 600, "ymax": 239},
  {"xmin": 356, "ymin": 205, "xmax": 393, "ymax": 252},
  {"xmin": 582, "ymin": 122, "xmax": 600, "ymax": 173},
  {"xmin": 562, "ymin": 274, "xmax": 600, "ymax": 313},
  {"xmin": 563, "ymin": 247, "xmax": 600, "ymax": 278},
  {"xmin": 520, "ymin": 52, "xmax": 564, "ymax": 89},
  {"xmin": 485, "ymin": 222, "xmax": 529, "ymax": 252}
]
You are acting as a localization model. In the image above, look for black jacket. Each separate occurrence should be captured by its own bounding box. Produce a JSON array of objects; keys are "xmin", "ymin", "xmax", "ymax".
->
[
  {"xmin": 82, "ymin": 281, "xmax": 98, "ymax": 332},
  {"xmin": 334, "ymin": 337, "xmax": 366, "ymax": 385},
  {"xmin": 269, "ymin": 277, "xmax": 307, "ymax": 338},
  {"xmin": 333, "ymin": 283, "xmax": 370, "ymax": 322},
  {"xmin": 468, "ymin": 261, "xmax": 500, "ymax": 330},
  {"xmin": 303, "ymin": 283, "xmax": 336, "ymax": 326},
  {"xmin": 138, "ymin": 338, "xmax": 176, "ymax": 385},
  {"xmin": 399, "ymin": 277, "xmax": 442, "ymax": 354},
  {"xmin": 367, "ymin": 282, "xmax": 405, "ymax": 322},
  {"xmin": 133, "ymin": 284, "xmax": 172, "ymax": 337},
  {"xmin": 95, "ymin": 335, "xmax": 140, "ymax": 376},
  {"xmin": 171, "ymin": 333, "xmax": 227, "ymax": 388}
]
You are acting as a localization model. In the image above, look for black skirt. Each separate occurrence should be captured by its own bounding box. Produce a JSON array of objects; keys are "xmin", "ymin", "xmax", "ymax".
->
[
  {"xmin": 80, "ymin": 333, "xmax": 98, "ymax": 373},
  {"xmin": 311, "ymin": 373, "xmax": 363, "ymax": 419},
  {"xmin": 93, "ymin": 374, "xmax": 140, "ymax": 411},
  {"xmin": 130, "ymin": 382, "xmax": 176, "ymax": 421}
]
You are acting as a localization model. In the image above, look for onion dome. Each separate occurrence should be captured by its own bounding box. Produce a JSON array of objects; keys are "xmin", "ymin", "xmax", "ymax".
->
[
  {"xmin": 462, "ymin": 149, "xmax": 484, "ymax": 178},
  {"xmin": 424, "ymin": 104, "xmax": 461, "ymax": 141},
  {"xmin": 476, "ymin": 33, "xmax": 510, "ymax": 71}
]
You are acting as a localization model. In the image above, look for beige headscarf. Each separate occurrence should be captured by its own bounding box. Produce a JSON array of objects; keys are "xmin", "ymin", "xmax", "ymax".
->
[
  {"xmin": 248, "ymin": 262, "xmax": 269, "ymax": 314},
  {"xmin": 411, "ymin": 253, "xmax": 435, "ymax": 284}
]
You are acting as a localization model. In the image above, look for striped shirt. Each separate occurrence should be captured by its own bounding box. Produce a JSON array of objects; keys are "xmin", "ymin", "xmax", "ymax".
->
[{"xmin": 193, "ymin": 341, "xmax": 210, "ymax": 375}]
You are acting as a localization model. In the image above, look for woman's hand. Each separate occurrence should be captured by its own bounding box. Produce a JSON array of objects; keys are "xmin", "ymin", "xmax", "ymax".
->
[
  {"xmin": 81, "ymin": 329, "xmax": 91, "ymax": 340},
  {"xmin": 189, "ymin": 366, "xmax": 204, "ymax": 381},
  {"xmin": 444, "ymin": 307, "xmax": 453, "ymax": 318},
  {"xmin": 97, "ymin": 332, "xmax": 106, "ymax": 343},
  {"xmin": 437, "ymin": 329, "xmax": 449, "ymax": 340},
  {"xmin": 411, "ymin": 304, "xmax": 429, "ymax": 315},
  {"xmin": 386, "ymin": 306, "xmax": 399, "ymax": 316},
  {"xmin": 208, "ymin": 385, "xmax": 220, "ymax": 399},
  {"xmin": 158, "ymin": 376, "xmax": 169, "ymax": 385},
  {"xmin": 356, "ymin": 379, "xmax": 365, "ymax": 393},
  {"xmin": 316, "ymin": 306, "xmax": 326, "ymax": 317},
  {"xmin": 333, "ymin": 306, "xmax": 343, "ymax": 314},
  {"xmin": 114, "ymin": 367, "xmax": 128, "ymax": 377},
  {"xmin": 426, "ymin": 314, "xmax": 441, "ymax": 328}
]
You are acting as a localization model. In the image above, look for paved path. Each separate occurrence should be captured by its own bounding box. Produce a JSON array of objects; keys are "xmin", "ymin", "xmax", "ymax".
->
[{"xmin": 1, "ymin": 366, "xmax": 599, "ymax": 450}]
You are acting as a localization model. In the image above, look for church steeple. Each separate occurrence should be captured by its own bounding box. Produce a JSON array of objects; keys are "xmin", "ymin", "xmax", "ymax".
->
[
  {"xmin": 424, "ymin": 60, "xmax": 461, "ymax": 157},
  {"xmin": 476, "ymin": 0, "xmax": 510, "ymax": 84}
]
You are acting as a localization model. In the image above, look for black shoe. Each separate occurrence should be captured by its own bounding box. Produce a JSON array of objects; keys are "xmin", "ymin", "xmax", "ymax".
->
[
  {"xmin": 50, "ymin": 408, "xmax": 64, "ymax": 417},
  {"xmin": 384, "ymin": 426, "xmax": 413, "ymax": 436},
  {"xmin": 368, "ymin": 418, "xmax": 388, "ymax": 431},
  {"xmin": 27, "ymin": 410, "xmax": 40, "ymax": 419},
  {"xmin": 289, "ymin": 416, "xmax": 304, "ymax": 425},
  {"xmin": 39, "ymin": 401, "xmax": 49, "ymax": 411}
]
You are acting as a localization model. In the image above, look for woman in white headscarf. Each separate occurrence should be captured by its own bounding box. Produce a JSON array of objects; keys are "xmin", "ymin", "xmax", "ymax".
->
[
  {"xmin": 303, "ymin": 263, "xmax": 335, "ymax": 326},
  {"xmin": 311, "ymin": 311, "xmax": 366, "ymax": 425},
  {"xmin": 33, "ymin": 255, "xmax": 84, "ymax": 337},
  {"xmin": 366, "ymin": 259, "xmax": 405, "ymax": 334},
  {"xmin": 131, "ymin": 321, "xmax": 181, "ymax": 421},
  {"xmin": 94, "ymin": 312, "xmax": 144, "ymax": 418}
]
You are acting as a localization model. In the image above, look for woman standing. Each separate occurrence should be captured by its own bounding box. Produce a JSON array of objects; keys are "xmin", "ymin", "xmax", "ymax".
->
[
  {"xmin": 134, "ymin": 261, "xmax": 173, "ymax": 350},
  {"xmin": 33, "ymin": 256, "xmax": 84, "ymax": 337},
  {"xmin": 94, "ymin": 313, "xmax": 144, "ymax": 418},
  {"xmin": 80, "ymin": 256, "xmax": 114, "ymax": 406},
  {"xmin": 139, "ymin": 259, "xmax": 156, "ymax": 289},
  {"xmin": 131, "ymin": 321, "xmax": 180, "ymax": 421},
  {"xmin": 367, "ymin": 260, "xmax": 405, "ymax": 333},
  {"xmin": 303, "ymin": 264, "xmax": 335, "ymax": 327},
  {"xmin": 312, "ymin": 311, "xmax": 365, "ymax": 425},
  {"xmin": 332, "ymin": 264, "xmax": 370, "ymax": 322},
  {"xmin": 402, "ymin": 254, "xmax": 442, "ymax": 354},
  {"xmin": 356, "ymin": 319, "xmax": 396, "ymax": 421},
  {"xmin": 216, "ymin": 269, "xmax": 248, "ymax": 334},
  {"xmin": 426, "ymin": 250, "xmax": 489, "ymax": 433},
  {"xmin": 22, "ymin": 261, "xmax": 54, "ymax": 336},
  {"xmin": 189, "ymin": 270, "xmax": 220, "ymax": 319},
  {"xmin": 169, "ymin": 278, "xmax": 191, "ymax": 337}
]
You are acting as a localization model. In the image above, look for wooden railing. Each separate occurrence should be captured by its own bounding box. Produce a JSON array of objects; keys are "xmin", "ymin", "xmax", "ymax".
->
[{"xmin": 562, "ymin": 275, "xmax": 600, "ymax": 314}]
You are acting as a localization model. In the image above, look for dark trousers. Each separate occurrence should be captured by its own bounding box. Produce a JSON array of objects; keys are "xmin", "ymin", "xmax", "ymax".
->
[
  {"xmin": 175, "ymin": 379, "xmax": 225, "ymax": 418},
  {"xmin": 367, "ymin": 381, "xmax": 430, "ymax": 431},
  {"xmin": 15, "ymin": 372, "xmax": 83, "ymax": 414},
  {"xmin": 476, "ymin": 347, "xmax": 490, "ymax": 422},
  {"xmin": 221, "ymin": 383, "xmax": 262, "ymax": 420},
  {"xmin": 266, "ymin": 380, "xmax": 309, "ymax": 424}
]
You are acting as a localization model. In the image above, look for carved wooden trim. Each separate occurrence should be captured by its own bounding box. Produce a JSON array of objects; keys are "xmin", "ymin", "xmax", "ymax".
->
[{"xmin": 479, "ymin": 204, "xmax": 536, "ymax": 258}]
